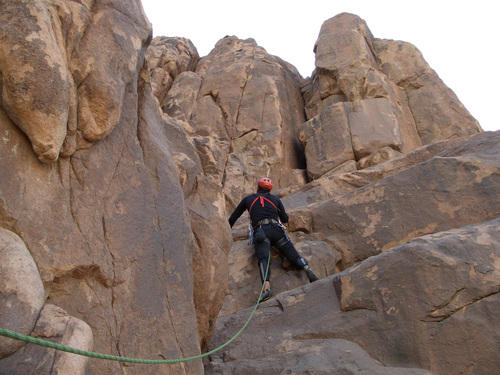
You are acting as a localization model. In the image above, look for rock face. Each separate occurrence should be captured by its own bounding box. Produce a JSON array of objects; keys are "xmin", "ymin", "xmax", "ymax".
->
[
  {"xmin": 0, "ymin": 228, "xmax": 45, "ymax": 357},
  {"xmin": 147, "ymin": 36, "xmax": 200, "ymax": 110},
  {"xmin": 189, "ymin": 35, "xmax": 307, "ymax": 208},
  {"xmin": 1, "ymin": 1, "xmax": 205, "ymax": 375},
  {"xmin": 218, "ymin": 131, "xmax": 500, "ymax": 318},
  {"xmin": 1, "ymin": 303, "xmax": 94, "ymax": 375},
  {"xmin": 300, "ymin": 13, "xmax": 481, "ymax": 179},
  {"xmin": 0, "ymin": 0, "xmax": 152, "ymax": 162},
  {"xmin": 207, "ymin": 215, "xmax": 500, "ymax": 375},
  {"xmin": 0, "ymin": 3, "xmax": 496, "ymax": 375}
]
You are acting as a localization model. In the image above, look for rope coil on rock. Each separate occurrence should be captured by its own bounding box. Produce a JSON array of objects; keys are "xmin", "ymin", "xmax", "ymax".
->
[{"xmin": 0, "ymin": 253, "xmax": 271, "ymax": 365}]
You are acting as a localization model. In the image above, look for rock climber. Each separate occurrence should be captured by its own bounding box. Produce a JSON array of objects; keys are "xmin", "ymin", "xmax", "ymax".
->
[{"xmin": 228, "ymin": 177, "xmax": 319, "ymax": 302}]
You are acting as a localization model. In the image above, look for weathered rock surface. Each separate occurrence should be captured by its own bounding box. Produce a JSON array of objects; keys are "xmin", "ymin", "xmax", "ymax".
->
[
  {"xmin": 289, "ymin": 131, "xmax": 500, "ymax": 269},
  {"xmin": 0, "ymin": 0, "xmax": 75, "ymax": 162},
  {"xmin": 207, "ymin": 339, "xmax": 435, "ymax": 375},
  {"xmin": 298, "ymin": 102, "xmax": 355, "ymax": 179},
  {"xmin": 0, "ymin": 2, "xmax": 496, "ymax": 375},
  {"xmin": 219, "ymin": 131, "xmax": 500, "ymax": 318},
  {"xmin": 193, "ymin": 36, "xmax": 308, "ymax": 208},
  {"xmin": 0, "ymin": 228, "xmax": 44, "ymax": 357},
  {"xmin": 0, "ymin": 228, "xmax": 93, "ymax": 374},
  {"xmin": 1, "ymin": 1, "xmax": 207, "ymax": 374},
  {"xmin": 332, "ymin": 218, "xmax": 500, "ymax": 374},
  {"xmin": 1, "ymin": 304, "xmax": 93, "ymax": 375},
  {"xmin": 146, "ymin": 36, "xmax": 200, "ymax": 109},
  {"xmin": 375, "ymin": 38, "xmax": 482, "ymax": 144},
  {"xmin": 0, "ymin": 71, "xmax": 206, "ymax": 375},
  {"xmin": 207, "ymin": 218, "xmax": 500, "ymax": 375},
  {"xmin": 146, "ymin": 35, "xmax": 312, "ymax": 346},
  {"xmin": 300, "ymin": 13, "xmax": 481, "ymax": 178},
  {"xmin": 281, "ymin": 135, "xmax": 473, "ymax": 208},
  {"xmin": 0, "ymin": 0, "xmax": 152, "ymax": 162}
]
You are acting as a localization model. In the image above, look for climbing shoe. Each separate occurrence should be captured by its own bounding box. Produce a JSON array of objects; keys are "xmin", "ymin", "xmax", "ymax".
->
[
  {"xmin": 305, "ymin": 268, "xmax": 319, "ymax": 282},
  {"xmin": 259, "ymin": 289, "xmax": 272, "ymax": 303}
]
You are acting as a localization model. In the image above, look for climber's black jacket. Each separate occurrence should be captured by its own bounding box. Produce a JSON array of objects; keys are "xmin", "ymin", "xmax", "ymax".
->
[{"xmin": 228, "ymin": 192, "xmax": 289, "ymax": 228}]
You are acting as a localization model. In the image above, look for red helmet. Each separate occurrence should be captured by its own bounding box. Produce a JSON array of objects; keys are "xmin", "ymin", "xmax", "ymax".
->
[{"xmin": 258, "ymin": 178, "xmax": 273, "ymax": 191}]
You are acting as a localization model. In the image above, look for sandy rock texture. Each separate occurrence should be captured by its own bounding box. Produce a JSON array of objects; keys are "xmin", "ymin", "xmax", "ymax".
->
[
  {"xmin": 0, "ymin": 3, "xmax": 495, "ymax": 375},
  {"xmin": 207, "ymin": 217, "xmax": 500, "ymax": 375}
]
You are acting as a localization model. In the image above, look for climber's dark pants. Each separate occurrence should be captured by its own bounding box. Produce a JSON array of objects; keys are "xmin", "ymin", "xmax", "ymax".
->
[{"xmin": 253, "ymin": 223, "xmax": 307, "ymax": 283}]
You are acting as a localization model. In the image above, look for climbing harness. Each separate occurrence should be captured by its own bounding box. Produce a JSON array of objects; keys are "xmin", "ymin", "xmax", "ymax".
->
[
  {"xmin": 0, "ymin": 253, "xmax": 271, "ymax": 365},
  {"xmin": 248, "ymin": 194, "xmax": 280, "ymax": 245},
  {"xmin": 257, "ymin": 218, "xmax": 279, "ymax": 226}
]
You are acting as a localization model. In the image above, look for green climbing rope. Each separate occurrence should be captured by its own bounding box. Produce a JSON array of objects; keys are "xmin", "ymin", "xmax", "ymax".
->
[{"xmin": 0, "ymin": 253, "xmax": 271, "ymax": 365}]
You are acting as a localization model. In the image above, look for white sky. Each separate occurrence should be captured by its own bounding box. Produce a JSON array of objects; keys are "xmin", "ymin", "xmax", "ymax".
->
[{"xmin": 141, "ymin": 0, "xmax": 498, "ymax": 132}]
